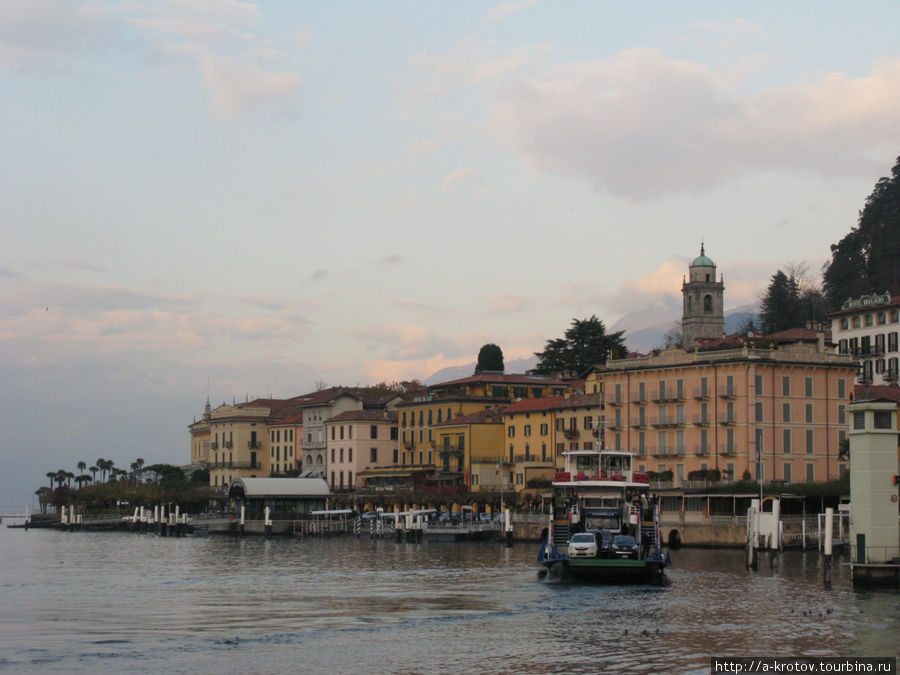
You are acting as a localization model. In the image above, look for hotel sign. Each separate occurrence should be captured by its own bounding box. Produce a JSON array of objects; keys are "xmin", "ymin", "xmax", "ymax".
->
[{"xmin": 841, "ymin": 292, "xmax": 891, "ymax": 310}]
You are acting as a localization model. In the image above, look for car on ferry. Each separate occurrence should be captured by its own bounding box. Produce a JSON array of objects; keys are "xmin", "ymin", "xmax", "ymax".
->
[
  {"xmin": 610, "ymin": 534, "xmax": 640, "ymax": 559},
  {"xmin": 567, "ymin": 532, "xmax": 599, "ymax": 558}
]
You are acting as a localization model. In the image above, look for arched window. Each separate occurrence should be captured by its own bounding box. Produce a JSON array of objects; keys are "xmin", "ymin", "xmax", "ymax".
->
[
  {"xmin": 703, "ymin": 295, "xmax": 712, "ymax": 312},
  {"xmin": 687, "ymin": 296, "xmax": 692, "ymax": 311}
]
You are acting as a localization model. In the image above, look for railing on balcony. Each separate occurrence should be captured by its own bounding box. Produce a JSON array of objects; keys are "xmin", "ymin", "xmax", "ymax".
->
[
  {"xmin": 224, "ymin": 441, "xmax": 233, "ymax": 448},
  {"xmin": 652, "ymin": 388, "xmax": 684, "ymax": 403},
  {"xmin": 211, "ymin": 461, "xmax": 261, "ymax": 470},
  {"xmin": 563, "ymin": 429, "xmax": 579, "ymax": 440},
  {"xmin": 692, "ymin": 414, "xmax": 710, "ymax": 426},
  {"xmin": 719, "ymin": 445, "xmax": 738, "ymax": 456},
  {"xmin": 631, "ymin": 392, "xmax": 647, "ymax": 404},
  {"xmin": 692, "ymin": 387, "xmax": 710, "ymax": 400},
  {"xmin": 514, "ymin": 454, "xmax": 551, "ymax": 464},
  {"xmin": 718, "ymin": 386, "xmax": 736, "ymax": 398},
  {"xmin": 210, "ymin": 442, "xmax": 219, "ymax": 450},
  {"xmin": 651, "ymin": 416, "xmax": 685, "ymax": 428},
  {"xmin": 717, "ymin": 412, "xmax": 737, "ymax": 425},
  {"xmin": 630, "ymin": 417, "xmax": 647, "ymax": 428},
  {"xmin": 247, "ymin": 441, "xmax": 262, "ymax": 449},
  {"xmin": 693, "ymin": 444, "xmax": 710, "ymax": 456}
]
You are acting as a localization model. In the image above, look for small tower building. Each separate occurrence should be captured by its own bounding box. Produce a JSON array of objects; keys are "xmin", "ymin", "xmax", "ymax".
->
[{"xmin": 682, "ymin": 244, "xmax": 725, "ymax": 348}]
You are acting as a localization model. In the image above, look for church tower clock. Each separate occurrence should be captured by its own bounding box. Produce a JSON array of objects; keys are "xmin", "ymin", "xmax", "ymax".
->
[{"xmin": 682, "ymin": 243, "xmax": 725, "ymax": 348}]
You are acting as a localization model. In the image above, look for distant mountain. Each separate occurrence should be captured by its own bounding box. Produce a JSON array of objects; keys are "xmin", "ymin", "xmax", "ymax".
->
[
  {"xmin": 424, "ymin": 356, "xmax": 539, "ymax": 386},
  {"xmin": 612, "ymin": 303, "xmax": 759, "ymax": 354}
]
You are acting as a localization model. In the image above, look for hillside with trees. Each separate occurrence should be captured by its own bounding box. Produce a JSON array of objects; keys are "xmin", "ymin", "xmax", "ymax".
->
[{"xmin": 823, "ymin": 155, "xmax": 900, "ymax": 309}]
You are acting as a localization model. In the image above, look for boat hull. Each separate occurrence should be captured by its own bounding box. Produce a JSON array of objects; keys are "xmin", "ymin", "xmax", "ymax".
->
[{"xmin": 564, "ymin": 557, "xmax": 667, "ymax": 583}]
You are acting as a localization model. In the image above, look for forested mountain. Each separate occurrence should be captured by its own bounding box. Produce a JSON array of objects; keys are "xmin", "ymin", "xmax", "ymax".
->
[{"xmin": 823, "ymin": 156, "xmax": 900, "ymax": 309}]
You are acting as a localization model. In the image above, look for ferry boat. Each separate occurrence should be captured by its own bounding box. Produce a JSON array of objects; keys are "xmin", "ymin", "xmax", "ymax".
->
[{"xmin": 537, "ymin": 445, "xmax": 670, "ymax": 584}]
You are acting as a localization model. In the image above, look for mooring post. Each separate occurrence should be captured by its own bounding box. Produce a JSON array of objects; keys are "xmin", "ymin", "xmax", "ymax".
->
[
  {"xmin": 824, "ymin": 507, "xmax": 833, "ymax": 588},
  {"xmin": 240, "ymin": 505, "xmax": 245, "ymax": 537},
  {"xmin": 264, "ymin": 506, "xmax": 272, "ymax": 539},
  {"xmin": 505, "ymin": 508, "xmax": 513, "ymax": 548}
]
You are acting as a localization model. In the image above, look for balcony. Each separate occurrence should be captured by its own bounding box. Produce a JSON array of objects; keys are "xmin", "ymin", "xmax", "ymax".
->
[
  {"xmin": 718, "ymin": 386, "xmax": 736, "ymax": 399},
  {"xmin": 693, "ymin": 444, "xmax": 709, "ymax": 456},
  {"xmin": 514, "ymin": 454, "xmax": 551, "ymax": 465},
  {"xmin": 717, "ymin": 413, "xmax": 737, "ymax": 425},
  {"xmin": 211, "ymin": 461, "xmax": 261, "ymax": 470},
  {"xmin": 631, "ymin": 392, "xmax": 647, "ymax": 404},
  {"xmin": 719, "ymin": 445, "xmax": 738, "ymax": 456},
  {"xmin": 563, "ymin": 429, "xmax": 580, "ymax": 440},
  {"xmin": 606, "ymin": 397, "xmax": 624, "ymax": 407},
  {"xmin": 651, "ymin": 416, "xmax": 684, "ymax": 428},
  {"xmin": 224, "ymin": 441, "xmax": 233, "ymax": 449},
  {"xmin": 630, "ymin": 417, "xmax": 647, "ymax": 428},
  {"xmin": 247, "ymin": 441, "xmax": 262, "ymax": 449},
  {"xmin": 652, "ymin": 388, "xmax": 684, "ymax": 403},
  {"xmin": 692, "ymin": 387, "xmax": 710, "ymax": 400},
  {"xmin": 692, "ymin": 414, "xmax": 710, "ymax": 426}
]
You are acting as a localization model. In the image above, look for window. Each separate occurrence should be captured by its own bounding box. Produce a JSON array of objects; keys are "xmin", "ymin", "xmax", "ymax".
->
[
  {"xmin": 783, "ymin": 463, "xmax": 791, "ymax": 483},
  {"xmin": 805, "ymin": 403, "xmax": 813, "ymax": 423},
  {"xmin": 340, "ymin": 448, "xmax": 344, "ymax": 462},
  {"xmin": 865, "ymin": 314, "xmax": 874, "ymax": 327},
  {"xmin": 402, "ymin": 412, "xmax": 406, "ymax": 427},
  {"xmin": 508, "ymin": 426, "xmax": 515, "ymax": 438},
  {"xmin": 852, "ymin": 316, "xmax": 861, "ymax": 328},
  {"xmin": 805, "ymin": 377, "xmax": 813, "ymax": 397},
  {"xmin": 840, "ymin": 318, "xmax": 849, "ymax": 330},
  {"xmin": 874, "ymin": 411, "xmax": 893, "ymax": 429},
  {"xmin": 393, "ymin": 449, "xmax": 398, "ymax": 463},
  {"xmin": 428, "ymin": 409, "xmax": 433, "ymax": 425},
  {"xmin": 805, "ymin": 429, "xmax": 814, "ymax": 454},
  {"xmin": 348, "ymin": 448, "xmax": 353, "ymax": 462},
  {"xmin": 889, "ymin": 332, "xmax": 898, "ymax": 352},
  {"xmin": 418, "ymin": 411, "xmax": 423, "ymax": 426},
  {"xmin": 755, "ymin": 402, "xmax": 764, "ymax": 422},
  {"xmin": 806, "ymin": 463, "xmax": 814, "ymax": 482},
  {"xmin": 540, "ymin": 423, "xmax": 548, "ymax": 435},
  {"xmin": 783, "ymin": 429, "xmax": 791, "ymax": 454},
  {"xmin": 331, "ymin": 448, "xmax": 335, "ymax": 463},
  {"xmin": 524, "ymin": 424, "xmax": 531, "ymax": 437},
  {"xmin": 782, "ymin": 377, "xmax": 790, "ymax": 396},
  {"xmin": 838, "ymin": 378, "xmax": 846, "ymax": 399},
  {"xmin": 703, "ymin": 295, "xmax": 712, "ymax": 312},
  {"xmin": 755, "ymin": 374, "xmax": 763, "ymax": 394},
  {"xmin": 783, "ymin": 402, "xmax": 791, "ymax": 423},
  {"xmin": 583, "ymin": 416, "xmax": 592, "ymax": 430}
]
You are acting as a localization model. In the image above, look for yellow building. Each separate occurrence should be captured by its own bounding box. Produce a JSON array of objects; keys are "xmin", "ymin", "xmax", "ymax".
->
[
  {"xmin": 194, "ymin": 398, "xmax": 307, "ymax": 490},
  {"xmin": 501, "ymin": 397, "xmax": 564, "ymax": 491},
  {"xmin": 395, "ymin": 373, "xmax": 575, "ymax": 490},
  {"xmin": 432, "ymin": 409, "xmax": 505, "ymax": 493}
]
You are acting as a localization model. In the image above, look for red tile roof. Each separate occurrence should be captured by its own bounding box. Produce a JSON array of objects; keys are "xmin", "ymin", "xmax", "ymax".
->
[
  {"xmin": 853, "ymin": 384, "xmax": 900, "ymax": 404},
  {"xmin": 501, "ymin": 396, "xmax": 567, "ymax": 414},
  {"xmin": 429, "ymin": 373, "xmax": 563, "ymax": 388},
  {"xmin": 325, "ymin": 410, "xmax": 398, "ymax": 423},
  {"xmin": 434, "ymin": 409, "xmax": 505, "ymax": 426}
]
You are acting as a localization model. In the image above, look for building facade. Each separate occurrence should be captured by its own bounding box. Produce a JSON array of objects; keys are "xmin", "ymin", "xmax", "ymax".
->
[
  {"xmin": 829, "ymin": 291, "xmax": 900, "ymax": 385},
  {"xmin": 324, "ymin": 409, "xmax": 398, "ymax": 491}
]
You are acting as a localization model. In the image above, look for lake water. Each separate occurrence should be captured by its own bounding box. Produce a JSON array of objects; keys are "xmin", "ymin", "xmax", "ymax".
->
[{"xmin": 0, "ymin": 528, "xmax": 897, "ymax": 673}]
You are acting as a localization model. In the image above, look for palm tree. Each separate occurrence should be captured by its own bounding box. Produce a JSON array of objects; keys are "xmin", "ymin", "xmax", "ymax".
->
[
  {"xmin": 35, "ymin": 487, "xmax": 50, "ymax": 514},
  {"xmin": 55, "ymin": 469, "xmax": 68, "ymax": 489},
  {"xmin": 75, "ymin": 474, "xmax": 91, "ymax": 489},
  {"xmin": 46, "ymin": 472, "xmax": 56, "ymax": 492},
  {"xmin": 134, "ymin": 457, "xmax": 145, "ymax": 483},
  {"xmin": 77, "ymin": 461, "xmax": 87, "ymax": 476},
  {"xmin": 90, "ymin": 465, "xmax": 99, "ymax": 483},
  {"xmin": 95, "ymin": 458, "xmax": 106, "ymax": 482}
]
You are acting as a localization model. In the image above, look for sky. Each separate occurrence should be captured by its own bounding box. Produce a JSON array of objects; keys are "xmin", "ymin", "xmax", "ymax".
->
[{"xmin": 2, "ymin": 1, "xmax": 899, "ymax": 510}]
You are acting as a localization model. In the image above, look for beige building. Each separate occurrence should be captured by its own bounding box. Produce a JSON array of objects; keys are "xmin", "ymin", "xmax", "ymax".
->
[
  {"xmin": 324, "ymin": 409, "xmax": 398, "ymax": 491},
  {"xmin": 197, "ymin": 397, "xmax": 308, "ymax": 489}
]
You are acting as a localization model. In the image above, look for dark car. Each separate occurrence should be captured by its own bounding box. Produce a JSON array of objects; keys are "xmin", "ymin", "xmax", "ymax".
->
[
  {"xmin": 610, "ymin": 534, "xmax": 640, "ymax": 559},
  {"xmin": 597, "ymin": 529, "xmax": 614, "ymax": 556}
]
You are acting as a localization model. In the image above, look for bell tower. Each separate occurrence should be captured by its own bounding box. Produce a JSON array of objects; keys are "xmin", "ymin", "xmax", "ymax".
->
[{"xmin": 682, "ymin": 243, "xmax": 725, "ymax": 348}]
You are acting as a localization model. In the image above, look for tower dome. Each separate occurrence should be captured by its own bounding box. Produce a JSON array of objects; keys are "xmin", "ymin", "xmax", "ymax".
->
[{"xmin": 690, "ymin": 243, "xmax": 715, "ymax": 268}]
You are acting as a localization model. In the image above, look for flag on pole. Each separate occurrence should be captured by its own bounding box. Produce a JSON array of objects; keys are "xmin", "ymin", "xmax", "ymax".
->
[{"xmin": 495, "ymin": 456, "xmax": 502, "ymax": 475}]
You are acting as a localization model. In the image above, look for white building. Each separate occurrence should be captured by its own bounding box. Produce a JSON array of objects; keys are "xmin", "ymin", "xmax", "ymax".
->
[{"xmin": 829, "ymin": 291, "xmax": 900, "ymax": 385}]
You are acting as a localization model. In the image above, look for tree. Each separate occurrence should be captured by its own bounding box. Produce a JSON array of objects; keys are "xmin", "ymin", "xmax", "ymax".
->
[
  {"xmin": 475, "ymin": 343, "xmax": 504, "ymax": 373},
  {"xmin": 823, "ymin": 156, "xmax": 900, "ymax": 309},
  {"xmin": 46, "ymin": 472, "xmax": 56, "ymax": 492},
  {"xmin": 760, "ymin": 270, "xmax": 800, "ymax": 334},
  {"xmin": 660, "ymin": 321, "xmax": 683, "ymax": 349},
  {"xmin": 760, "ymin": 264, "xmax": 829, "ymax": 334},
  {"xmin": 90, "ymin": 465, "xmax": 98, "ymax": 483},
  {"xmin": 533, "ymin": 315, "xmax": 627, "ymax": 375}
]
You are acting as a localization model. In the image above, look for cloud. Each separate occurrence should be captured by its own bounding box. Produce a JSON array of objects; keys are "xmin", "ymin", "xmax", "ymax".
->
[
  {"xmin": 480, "ymin": 292, "xmax": 533, "ymax": 315},
  {"xmin": 375, "ymin": 253, "xmax": 403, "ymax": 266},
  {"xmin": 442, "ymin": 168, "xmax": 488, "ymax": 190},
  {"xmin": 483, "ymin": 0, "xmax": 539, "ymax": 23},
  {"xmin": 346, "ymin": 323, "xmax": 473, "ymax": 362},
  {"xmin": 404, "ymin": 42, "xmax": 900, "ymax": 198},
  {"xmin": 199, "ymin": 53, "xmax": 300, "ymax": 116}
]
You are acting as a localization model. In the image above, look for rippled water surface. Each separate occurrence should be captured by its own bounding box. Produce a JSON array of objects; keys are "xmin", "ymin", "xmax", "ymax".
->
[{"xmin": 0, "ymin": 528, "xmax": 897, "ymax": 673}]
